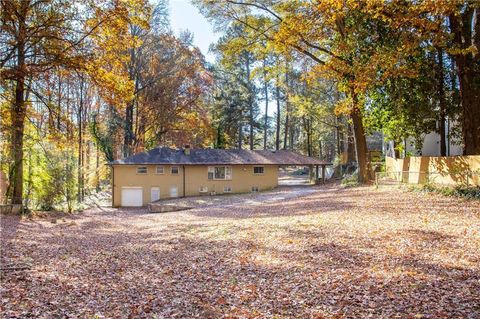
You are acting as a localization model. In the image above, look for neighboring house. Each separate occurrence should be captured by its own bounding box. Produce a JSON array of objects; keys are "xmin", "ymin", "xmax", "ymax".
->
[
  {"xmin": 110, "ymin": 146, "xmax": 328, "ymax": 207},
  {"xmin": 408, "ymin": 131, "xmax": 463, "ymax": 156},
  {"xmin": 385, "ymin": 120, "xmax": 463, "ymax": 158}
]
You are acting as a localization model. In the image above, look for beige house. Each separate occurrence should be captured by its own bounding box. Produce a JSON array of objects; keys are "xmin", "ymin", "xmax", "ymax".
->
[{"xmin": 110, "ymin": 147, "xmax": 328, "ymax": 207}]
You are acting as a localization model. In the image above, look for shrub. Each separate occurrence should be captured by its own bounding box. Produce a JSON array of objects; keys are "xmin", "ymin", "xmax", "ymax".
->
[
  {"xmin": 410, "ymin": 184, "xmax": 480, "ymax": 200},
  {"xmin": 341, "ymin": 174, "xmax": 359, "ymax": 187}
]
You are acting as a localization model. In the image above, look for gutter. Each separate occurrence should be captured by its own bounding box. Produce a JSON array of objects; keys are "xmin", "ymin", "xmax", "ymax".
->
[{"xmin": 183, "ymin": 165, "xmax": 186, "ymax": 197}]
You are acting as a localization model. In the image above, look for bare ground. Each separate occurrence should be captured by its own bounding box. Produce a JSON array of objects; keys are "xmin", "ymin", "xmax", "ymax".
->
[{"xmin": 1, "ymin": 185, "xmax": 479, "ymax": 318}]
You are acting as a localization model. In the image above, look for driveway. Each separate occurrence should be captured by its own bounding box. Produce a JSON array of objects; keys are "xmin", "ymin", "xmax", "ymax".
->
[
  {"xmin": 1, "ymin": 184, "xmax": 479, "ymax": 318},
  {"xmin": 154, "ymin": 185, "xmax": 319, "ymax": 211}
]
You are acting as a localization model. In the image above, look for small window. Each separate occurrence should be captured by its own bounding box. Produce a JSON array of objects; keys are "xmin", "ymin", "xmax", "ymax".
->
[
  {"xmin": 225, "ymin": 166, "xmax": 232, "ymax": 179},
  {"xmin": 171, "ymin": 166, "xmax": 179, "ymax": 175},
  {"xmin": 156, "ymin": 166, "xmax": 164, "ymax": 174},
  {"xmin": 251, "ymin": 186, "xmax": 259, "ymax": 192},
  {"xmin": 208, "ymin": 167, "xmax": 214, "ymax": 180},
  {"xmin": 199, "ymin": 186, "xmax": 208, "ymax": 193},
  {"xmin": 137, "ymin": 166, "xmax": 147, "ymax": 174},
  {"xmin": 224, "ymin": 186, "xmax": 232, "ymax": 193},
  {"xmin": 253, "ymin": 166, "xmax": 264, "ymax": 174}
]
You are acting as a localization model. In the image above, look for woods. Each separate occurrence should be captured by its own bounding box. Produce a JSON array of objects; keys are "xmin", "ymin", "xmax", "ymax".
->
[{"xmin": 1, "ymin": 0, "xmax": 479, "ymax": 209}]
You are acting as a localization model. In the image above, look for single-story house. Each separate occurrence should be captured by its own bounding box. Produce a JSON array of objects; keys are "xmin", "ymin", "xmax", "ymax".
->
[{"xmin": 110, "ymin": 146, "xmax": 329, "ymax": 207}]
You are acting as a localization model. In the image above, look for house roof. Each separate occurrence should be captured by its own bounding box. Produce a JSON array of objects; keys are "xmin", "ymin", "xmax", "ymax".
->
[{"xmin": 110, "ymin": 147, "xmax": 330, "ymax": 166}]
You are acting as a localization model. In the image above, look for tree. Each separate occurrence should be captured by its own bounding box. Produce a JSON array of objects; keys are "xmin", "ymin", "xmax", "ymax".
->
[
  {"xmin": 210, "ymin": 24, "xmax": 261, "ymax": 150},
  {"xmin": 447, "ymin": 2, "xmax": 480, "ymax": 155}
]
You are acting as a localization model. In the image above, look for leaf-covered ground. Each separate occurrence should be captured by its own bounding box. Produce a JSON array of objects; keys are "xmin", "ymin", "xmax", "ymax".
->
[{"xmin": 1, "ymin": 185, "xmax": 479, "ymax": 318}]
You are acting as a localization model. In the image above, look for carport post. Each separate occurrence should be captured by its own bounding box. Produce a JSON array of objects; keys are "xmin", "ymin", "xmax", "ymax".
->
[
  {"xmin": 315, "ymin": 165, "xmax": 319, "ymax": 184},
  {"xmin": 321, "ymin": 164, "xmax": 326, "ymax": 184}
]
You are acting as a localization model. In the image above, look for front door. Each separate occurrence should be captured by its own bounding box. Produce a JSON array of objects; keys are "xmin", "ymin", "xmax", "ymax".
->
[{"xmin": 151, "ymin": 187, "xmax": 160, "ymax": 202}]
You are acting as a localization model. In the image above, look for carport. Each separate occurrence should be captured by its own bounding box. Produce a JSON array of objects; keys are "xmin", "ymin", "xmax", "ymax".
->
[{"xmin": 254, "ymin": 150, "xmax": 332, "ymax": 186}]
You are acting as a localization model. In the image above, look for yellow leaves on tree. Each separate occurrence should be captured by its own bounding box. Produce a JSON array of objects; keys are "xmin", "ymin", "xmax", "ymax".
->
[{"xmin": 86, "ymin": 0, "xmax": 151, "ymax": 108}]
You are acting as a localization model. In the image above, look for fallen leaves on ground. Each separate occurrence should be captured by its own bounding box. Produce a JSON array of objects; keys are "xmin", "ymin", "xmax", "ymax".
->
[{"xmin": 1, "ymin": 184, "xmax": 479, "ymax": 318}]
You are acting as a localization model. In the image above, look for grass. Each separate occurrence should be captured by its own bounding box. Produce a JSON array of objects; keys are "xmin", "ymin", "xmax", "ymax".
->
[{"xmin": 409, "ymin": 183, "xmax": 480, "ymax": 200}]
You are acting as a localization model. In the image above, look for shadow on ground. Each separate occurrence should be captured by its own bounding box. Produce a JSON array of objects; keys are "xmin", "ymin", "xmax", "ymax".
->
[{"xmin": 1, "ymin": 185, "xmax": 479, "ymax": 318}]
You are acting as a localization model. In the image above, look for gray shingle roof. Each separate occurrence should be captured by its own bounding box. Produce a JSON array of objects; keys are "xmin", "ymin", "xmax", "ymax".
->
[{"xmin": 110, "ymin": 147, "xmax": 329, "ymax": 166}]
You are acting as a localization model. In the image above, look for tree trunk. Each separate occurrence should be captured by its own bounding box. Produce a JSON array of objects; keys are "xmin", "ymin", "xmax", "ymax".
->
[
  {"xmin": 246, "ymin": 56, "xmax": 254, "ymax": 150},
  {"xmin": 437, "ymin": 48, "xmax": 447, "ymax": 156},
  {"xmin": 346, "ymin": 123, "xmax": 356, "ymax": 163},
  {"xmin": 289, "ymin": 117, "xmax": 295, "ymax": 150},
  {"xmin": 124, "ymin": 102, "xmax": 134, "ymax": 157},
  {"xmin": 96, "ymin": 143, "xmax": 100, "ymax": 192},
  {"xmin": 350, "ymin": 91, "xmax": 369, "ymax": 183},
  {"xmin": 275, "ymin": 76, "xmax": 281, "ymax": 151},
  {"xmin": 263, "ymin": 62, "xmax": 269, "ymax": 150},
  {"xmin": 78, "ymin": 76, "xmax": 84, "ymax": 202},
  {"xmin": 308, "ymin": 119, "xmax": 311, "ymax": 156},
  {"xmin": 449, "ymin": 10, "xmax": 480, "ymax": 155},
  {"xmin": 10, "ymin": 10, "xmax": 27, "ymax": 206},
  {"xmin": 238, "ymin": 121, "xmax": 243, "ymax": 150},
  {"xmin": 319, "ymin": 140, "xmax": 323, "ymax": 160},
  {"xmin": 283, "ymin": 71, "xmax": 289, "ymax": 150},
  {"xmin": 303, "ymin": 116, "xmax": 312, "ymax": 156}
]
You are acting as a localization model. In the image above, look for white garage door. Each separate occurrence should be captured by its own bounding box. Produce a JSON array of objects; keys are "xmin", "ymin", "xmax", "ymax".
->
[{"xmin": 121, "ymin": 187, "xmax": 143, "ymax": 207}]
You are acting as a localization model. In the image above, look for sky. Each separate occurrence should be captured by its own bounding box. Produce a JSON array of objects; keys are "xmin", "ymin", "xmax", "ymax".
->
[
  {"xmin": 169, "ymin": 0, "xmax": 219, "ymax": 62},
  {"xmin": 168, "ymin": 0, "xmax": 271, "ymax": 116}
]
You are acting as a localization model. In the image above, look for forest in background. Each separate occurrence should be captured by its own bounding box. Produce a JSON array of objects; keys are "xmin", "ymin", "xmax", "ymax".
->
[{"xmin": 1, "ymin": 0, "xmax": 479, "ymax": 211}]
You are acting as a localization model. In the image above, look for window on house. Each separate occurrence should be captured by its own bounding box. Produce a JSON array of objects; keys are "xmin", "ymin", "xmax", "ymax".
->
[
  {"xmin": 199, "ymin": 186, "xmax": 208, "ymax": 193},
  {"xmin": 207, "ymin": 166, "xmax": 232, "ymax": 180},
  {"xmin": 251, "ymin": 186, "xmax": 259, "ymax": 192},
  {"xmin": 224, "ymin": 186, "xmax": 232, "ymax": 193},
  {"xmin": 171, "ymin": 166, "xmax": 179, "ymax": 175},
  {"xmin": 137, "ymin": 166, "xmax": 147, "ymax": 174},
  {"xmin": 253, "ymin": 166, "xmax": 265, "ymax": 174},
  {"xmin": 156, "ymin": 166, "xmax": 164, "ymax": 174}
]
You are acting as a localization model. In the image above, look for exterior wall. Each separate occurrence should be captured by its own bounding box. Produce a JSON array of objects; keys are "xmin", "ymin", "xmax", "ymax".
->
[
  {"xmin": 184, "ymin": 165, "xmax": 278, "ymax": 196},
  {"xmin": 410, "ymin": 132, "xmax": 463, "ymax": 157},
  {"xmin": 113, "ymin": 165, "xmax": 185, "ymax": 207},
  {"xmin": 112, "ymin": 164, "xmax": 279, "ymax": 207},
  {"xmin": 385, "ymin": 155, "xmax": 480, "ymax": 186}
]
